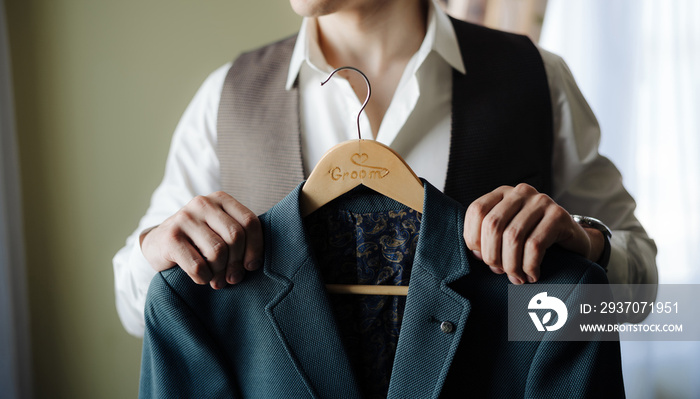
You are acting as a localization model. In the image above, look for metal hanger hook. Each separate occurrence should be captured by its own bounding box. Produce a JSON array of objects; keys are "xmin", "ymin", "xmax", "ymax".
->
[{"xmin": 321, "ymin": 66, "xmax": 371, "ymax": 140}]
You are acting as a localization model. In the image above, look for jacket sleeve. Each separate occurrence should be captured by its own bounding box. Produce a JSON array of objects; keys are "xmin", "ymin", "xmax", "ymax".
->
[
  {"xmin": 524, "ymin": 266, "xmax": 626, "ymax": 398},
  {"xmin": 139, "ymin": 272, "xmax": 238, "ymax": 399}
]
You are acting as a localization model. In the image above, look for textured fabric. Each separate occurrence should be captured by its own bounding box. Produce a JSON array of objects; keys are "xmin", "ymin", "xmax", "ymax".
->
[
  {"xmin": 139, "ymin": 181, "xmax": 626, "ymax": 398},
  {"xmin": 305, "ymin": 200, "xmax": 421, "ymax": 399},
  {"xmin": 444, "ymin": 21, "xmax": 553, "ymax": 205},
  {"xmin": 217, "ymin": 18, "xmax": 552, "ymax": 213},
  {"xmin": 217, "ymin": 35, "xmax": 305, "ymax": 215}
]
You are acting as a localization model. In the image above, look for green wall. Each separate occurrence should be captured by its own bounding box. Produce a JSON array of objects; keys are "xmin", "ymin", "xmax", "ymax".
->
[{"xmin": 4, "ymin": 1, "xmax": 300, "ymax": 397}]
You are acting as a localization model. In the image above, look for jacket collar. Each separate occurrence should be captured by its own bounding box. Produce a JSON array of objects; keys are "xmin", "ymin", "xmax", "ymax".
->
[
  {"xmin": 263, "ymin": 179, "xmax": 470, "ymax": 282},
  {"xmin": 261, "ymin": 180, "xmax": 472, "ymax": 398}
]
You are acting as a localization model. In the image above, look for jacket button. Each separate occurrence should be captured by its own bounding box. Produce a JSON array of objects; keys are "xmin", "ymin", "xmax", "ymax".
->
[{"xmin": 440, "ymin": 321, "xmax": 455, "ymax": 334}]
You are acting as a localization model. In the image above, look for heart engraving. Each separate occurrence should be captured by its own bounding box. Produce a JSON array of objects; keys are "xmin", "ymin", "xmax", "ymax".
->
[{"xmin": 351, "ymin": 153, "xmax": 369, "ymax": 165}]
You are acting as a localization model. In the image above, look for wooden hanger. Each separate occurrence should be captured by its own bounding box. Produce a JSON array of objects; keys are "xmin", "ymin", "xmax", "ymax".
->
[{"xmin": 300, "ymin": 67, "xmax": 424, "ymax": 296}]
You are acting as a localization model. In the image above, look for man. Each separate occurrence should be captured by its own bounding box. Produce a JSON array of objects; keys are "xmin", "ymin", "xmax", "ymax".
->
[{"xmin": 114, "ymin": 0, "xmax": 657, "ymax": 337}]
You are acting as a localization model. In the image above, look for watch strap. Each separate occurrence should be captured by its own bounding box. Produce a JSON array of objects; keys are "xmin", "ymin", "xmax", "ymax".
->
[{"xmin": 571, "ymin": 214, "xmax": 612, "ymax": 271}]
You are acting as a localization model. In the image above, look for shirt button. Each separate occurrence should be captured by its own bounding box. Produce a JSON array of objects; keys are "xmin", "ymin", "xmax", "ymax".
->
[{"xmin": 440, "ymin": 321, "xmax": 455, "ymax": 334}]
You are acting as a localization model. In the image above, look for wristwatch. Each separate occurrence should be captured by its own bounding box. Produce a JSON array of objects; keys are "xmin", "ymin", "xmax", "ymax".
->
[{"xmin": 571, "ymin": 215, "xmax": 612, "ymax": 271}]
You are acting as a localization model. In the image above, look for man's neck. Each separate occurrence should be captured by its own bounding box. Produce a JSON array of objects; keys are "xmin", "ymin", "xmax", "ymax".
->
[
  {"xmin": 317, "ymin": 0, "xmax": 427, "ymax": 75},
  {"xmin": 316, "ymin": 0, "xmax": 428, "ymax": 137}
]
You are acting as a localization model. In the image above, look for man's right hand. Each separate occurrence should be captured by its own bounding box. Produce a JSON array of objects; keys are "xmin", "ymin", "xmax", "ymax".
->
[{"xmin": 139, "ymin": 191, "xmax": 263, "ymax": 289}]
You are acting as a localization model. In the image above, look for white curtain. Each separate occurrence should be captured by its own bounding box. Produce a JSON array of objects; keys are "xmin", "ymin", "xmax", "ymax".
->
[
  {"xmin": 541, "ymin": 1, "xmax": 700, "ymax": 397},
  {"xmin": 0, "ymin": 1, "xmax": 33, "ymax": 398}
]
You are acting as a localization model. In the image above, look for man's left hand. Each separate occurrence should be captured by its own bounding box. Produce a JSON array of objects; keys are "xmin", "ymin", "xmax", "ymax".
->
[{"xmin": 463, "ymin": 183, "xmax": 604, "ymax": 284}]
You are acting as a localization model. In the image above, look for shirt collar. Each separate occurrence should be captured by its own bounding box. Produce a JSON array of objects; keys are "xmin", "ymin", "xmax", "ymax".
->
[{"xmin": 285, "ymin": 0, "xmax": 466, "ymax": 91}]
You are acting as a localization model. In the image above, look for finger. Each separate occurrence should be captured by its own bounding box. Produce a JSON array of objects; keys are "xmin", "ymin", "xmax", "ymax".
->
[
  {"xmin": 223, "ymin": 218, "xmax": 246, "ymax": 285},
  {"xmin": 522, "ymin": 207, "xmax": 569, "ymax": 281},
  {"xmin": 204, "ymin": 212, "xmax": 245, "ymax": 285},
  {"xmin": 475, "ymin": 251, "xmax": 507, "ymax": 275},
  {"xmin": 489, "ymin": 265, "xmax": 505, "ymax": 275},
  {"xmin": 185, "ymin": 196, "xmax": 231, "ymax": 279},
  {"xmin": 508, "ymin": 275, "xmax": 524, "ymax": 285},
  {"xmin": 464, "ymin": 187, "xmax": 509, "ymax": 252},
  {"xmin": 210, "ymin": 270, "xmax": 228, "ymax": 290},
  {"xmin": 194, "ymin": 192, "xmax": 247, "ymax": 285},
  {"xmin": 501, "ymin": 204, "xmax": 545, "ymax": 283},
  {"xmin": 168, "ymin": 237, "xmax": 212, "ymax": 285},
  {"xmin": 479, "ymin": 188, "xmax": 528, "ymax": 270},
  {"xmin": 140, "ymin": 225, "xmax": 177, "ymax": 272},
  {"xmin": 185, "ymin": 221, "xmax": 230, "ymax": 287},
  {"xmin": 163, "ymin": 206, "xmax": 228, "ymax": 285},
  {"xmin": 201, "ymin": 209, "xmax": 244, "ymax": 288},
  {"xmin": 241, "ymin": 215, "xmax": 263, "ymax": 271},
  {"xmin": 217, "ymin": 192, "xmax": 264, "ymax": 273}
]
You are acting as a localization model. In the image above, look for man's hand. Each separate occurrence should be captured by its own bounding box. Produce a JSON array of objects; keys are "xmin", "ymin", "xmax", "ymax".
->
[
  {"xmin": 140, "ymin": 191, "xmax": 263, "ymax": 289},
  {"xmin": 463, "ymin": 184, "xmax": 604, "ymax": 284}
]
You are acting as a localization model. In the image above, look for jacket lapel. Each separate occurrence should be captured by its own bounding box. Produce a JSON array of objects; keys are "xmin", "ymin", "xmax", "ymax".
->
[
  {"xmin": 262, "ymin": 184, "xmax": 362, "ymax": 399},
  {"xmin": 261, "ymin": 182, "xmax": 470, "ymax": 398},
  {"xmin": 387, "ymin": 182, "xmax": 472, "ymax": 399}
]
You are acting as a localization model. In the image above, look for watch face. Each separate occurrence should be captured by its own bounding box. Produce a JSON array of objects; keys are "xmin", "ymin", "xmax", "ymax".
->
[{"xmin": 572, "ymin": 215, "xmax": 612, "ymax": 238}]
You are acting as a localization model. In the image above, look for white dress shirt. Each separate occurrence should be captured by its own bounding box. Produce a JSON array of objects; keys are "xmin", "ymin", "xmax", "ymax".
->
[{"xmin": 113, "ymin": 1, "xmax": 657, "ymax": 337}]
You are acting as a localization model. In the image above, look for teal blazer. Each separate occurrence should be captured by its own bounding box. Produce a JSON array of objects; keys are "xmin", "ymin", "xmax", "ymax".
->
[{"xmin": 140, "ymin": 182, "xmax": 625, "ymax": 398}]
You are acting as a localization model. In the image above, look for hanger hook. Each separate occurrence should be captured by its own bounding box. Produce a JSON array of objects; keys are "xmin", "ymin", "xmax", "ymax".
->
[{"xmin": 321, "ymin": 66, "xmax": 371, "ymax": 140}]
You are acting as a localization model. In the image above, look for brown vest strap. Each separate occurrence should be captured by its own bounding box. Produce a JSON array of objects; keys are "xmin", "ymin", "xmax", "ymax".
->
[{"xmin": 217, "ymin": 35, "xmax": 304, "ymax": 215}]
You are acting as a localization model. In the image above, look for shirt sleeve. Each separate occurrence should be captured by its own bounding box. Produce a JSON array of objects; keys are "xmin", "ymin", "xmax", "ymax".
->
[
  {"xmin": 112, "ymin": 63, "xmax": 231, "ymax": 337},
  {"xmin": 539, "ymin": 47, "xmax": 658, "ymax": 307}
]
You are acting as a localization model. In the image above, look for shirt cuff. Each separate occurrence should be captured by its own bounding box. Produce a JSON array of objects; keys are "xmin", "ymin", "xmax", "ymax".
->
[
  {"xmin": 114, "ymin": 234, "xmax": 158, "ymax": 337},
  {"xmin": 606, "ymin": 233, "xmax": 629, "ymax": 285}
]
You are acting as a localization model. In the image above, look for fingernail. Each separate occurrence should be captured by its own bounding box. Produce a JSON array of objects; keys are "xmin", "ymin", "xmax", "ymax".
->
[
  {"xmin": 527, "ymin": 275, "xmax": 537, "ymax": 283},
  {"xmin": 508, "ymin": 275, "xmax": 523, "ymax": 285},
  {"xmin": 228, "ymin": 270, "xmax": 244, "ymax": 284},
  {"xmin": 246, "ymin": 259, "xmax": 263, "ymax": 271}
]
